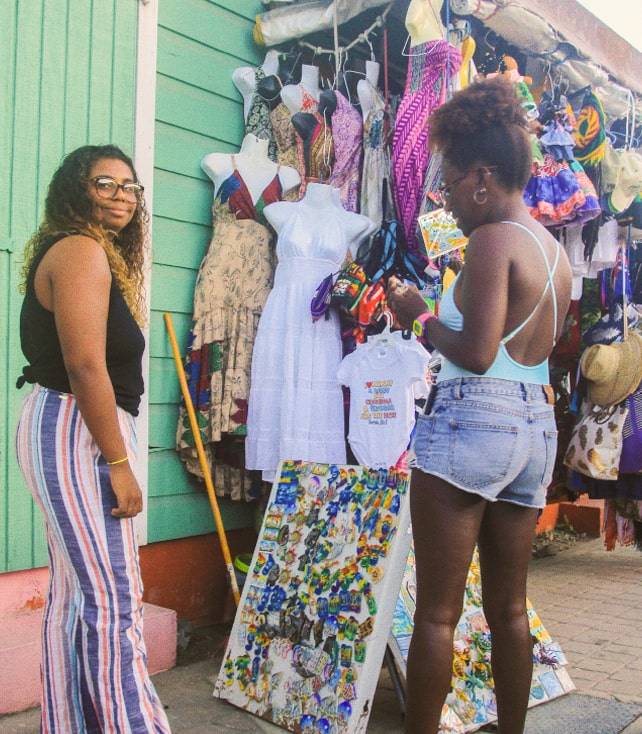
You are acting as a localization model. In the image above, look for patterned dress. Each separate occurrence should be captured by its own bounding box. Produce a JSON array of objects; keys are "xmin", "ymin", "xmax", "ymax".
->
[
  {"xmin": 328, "ymin": 90, "xmax": 363, "ymax": 212},
  {"xmin": 392, "ymin": 40, "xmax": 461, "ymax": 253},
  {"xmin": 360, "ymin": 81, "xmax": 388, "ymax": 228},
  {"xmin": 177, "ymin": 159, "xmax": 283, "ymax": 500},
  {"xmin": 245, "ymin": 66, "xmax": 277, "ymax": 162}
]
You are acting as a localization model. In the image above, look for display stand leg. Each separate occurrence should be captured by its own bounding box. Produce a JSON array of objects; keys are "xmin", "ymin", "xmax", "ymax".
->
[{"xmin": 384, "ymin": 645, "xmax": 406, "ymax": 718}]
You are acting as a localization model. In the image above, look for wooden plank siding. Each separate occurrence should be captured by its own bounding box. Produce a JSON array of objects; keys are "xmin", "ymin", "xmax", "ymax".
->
[
  {"xmin": 147, "ymin": 0, "xmax": 263, "ymax": 540},
  {"xmin": 0, "ymin": 0, "xmax": 138, "ymax": 572}
]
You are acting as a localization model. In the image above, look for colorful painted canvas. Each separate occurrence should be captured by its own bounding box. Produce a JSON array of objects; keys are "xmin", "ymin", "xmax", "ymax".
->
[
  {"xmin": 418, "ymin": 208, "xmax": 468, "ymax": 259},
  {"xmin": 389, "ymin": 545, "xmax": 575, "ymax": 733},
  {"xmin": 214, "ymin": 460, "xmax": 413, "ymax": 734}
]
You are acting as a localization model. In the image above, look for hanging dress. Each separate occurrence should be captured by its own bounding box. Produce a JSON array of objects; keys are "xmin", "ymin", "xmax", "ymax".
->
[
  {"xmin": 245, "ymin": 66, "xmax": 278, "ymax": 162},
  {"xmin": 246, "ymin": 201, "xmax": 352, "ymax": 481},
  {"xmin": 271, "ymin": 86, "xmax": 318, "ymax": 199},
  {"xmin": 295, "ymin": 113, "xmax": 334, "ymax": 198},
  {"xmin": 328, "ymin": 90, "xmax": 363, "ymax": 212},
  {"xmin": 392, "ymin": 40, "xmax": 461, "ymax": 254},
  {"xmin": 360, "ymin": 80, "xmax": 388, "ymax": 228},
  {"xmin": 177, "ymin": 158, "xmax": 283, "ymax": 500}
]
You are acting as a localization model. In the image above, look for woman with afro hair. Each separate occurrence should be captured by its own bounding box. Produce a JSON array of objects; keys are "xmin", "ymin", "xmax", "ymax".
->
[
  {"xmin": 16, "ymin": 146, "xmax": 171, "ymax": 732},
  {"xmin": 389, "ymin": 78, "xmax": 572, "ymax": 734}
]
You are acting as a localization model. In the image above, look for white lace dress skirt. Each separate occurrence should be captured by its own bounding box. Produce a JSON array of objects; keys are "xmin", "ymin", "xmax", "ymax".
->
[{"xmin": 245, "ymin": 256, "xmax": 347, "ymax": 481}]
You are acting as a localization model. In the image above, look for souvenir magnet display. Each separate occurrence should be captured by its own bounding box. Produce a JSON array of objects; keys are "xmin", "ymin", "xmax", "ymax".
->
[{"xmin": 214, "ymin": 460, "xmax": 412, "ymax": 734}]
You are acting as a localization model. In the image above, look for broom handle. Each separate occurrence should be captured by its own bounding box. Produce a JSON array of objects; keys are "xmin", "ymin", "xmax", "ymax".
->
[{"xmin": 163, "ymin": 313, "xmax": 241, "ymax": 606}]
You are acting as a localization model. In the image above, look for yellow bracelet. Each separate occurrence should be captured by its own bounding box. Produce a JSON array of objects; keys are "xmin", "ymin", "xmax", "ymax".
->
[{"xmin": 107, "ymin": 456, "xmax": 129, "ymax": 466}]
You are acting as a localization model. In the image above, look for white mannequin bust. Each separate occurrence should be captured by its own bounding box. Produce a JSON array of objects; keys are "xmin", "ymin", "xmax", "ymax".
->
[
  {"xmin": 232, "ymin": 50, "xmax": 280, "ymax": 121},
  {"xmin": 357, "ymin": 61, "xmax": 381, "ymax": 120},
  {"xmin": 264, "ymin": 183, "xmax": 376, "ymax": 255},
  {"xmin": 201, "ymin": 133, "xmax": 300, "ymax": 201},
  {"xmin": 406, "ymin": 0, "xmax": 444, "ymax": 47},
  {"xmin": 281, "ymin": 64, "xmax": 321, "ymax": 115}
]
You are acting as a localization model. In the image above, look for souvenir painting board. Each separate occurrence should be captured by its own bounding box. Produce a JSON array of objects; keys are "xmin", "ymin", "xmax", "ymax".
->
[
  {"xmin": 389, "ymin": 545, "xmax": 575, "ymax": 733},
  {"xmin": 417, "ymin": 208, "xmax": 468, "ymax": 259},
  {"xmin": 214, "ymin": 460, "xmax": 412, "ymax": 734}
]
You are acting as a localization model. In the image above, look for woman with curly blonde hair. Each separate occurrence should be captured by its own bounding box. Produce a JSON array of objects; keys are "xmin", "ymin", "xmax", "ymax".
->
[{"xmin": 16, "ymin": 145, "xmax": 171, "ymax": 733}]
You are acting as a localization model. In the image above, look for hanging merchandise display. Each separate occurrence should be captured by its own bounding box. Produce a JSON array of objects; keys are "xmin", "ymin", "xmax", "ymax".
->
[
  {"xmin": 177, "ymin": 134, "xmax": 300, "ymax": 500},
  {"xmin": 214, "ymin": 460, "xmax": 412, "ymax": 734},
  {"xmin": 389, "ymin": 545, "xmax": 575, "ymax": 734},
  {"xmin": 245, "ymin": 183, "xmax": 376, "ymax": 482}
]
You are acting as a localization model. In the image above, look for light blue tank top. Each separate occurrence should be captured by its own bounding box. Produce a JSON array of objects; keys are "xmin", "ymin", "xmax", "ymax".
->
[{"xmin": 437, "ymin": 220, "xmax": 561, "ymax": 385}]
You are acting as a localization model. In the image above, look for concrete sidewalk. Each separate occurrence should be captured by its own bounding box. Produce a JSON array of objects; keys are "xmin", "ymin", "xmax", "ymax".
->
[{"xmin": 2, "ymin": 539, "xmax": 641, "ymax": 733}]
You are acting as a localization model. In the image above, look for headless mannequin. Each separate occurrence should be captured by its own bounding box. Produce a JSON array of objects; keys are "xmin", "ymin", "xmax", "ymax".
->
[
  {"xmin": 406, "ymin": 0, "xmax": 444, "ymax": 47},
  {"xmin": 232, "ymin": 50, "xmax": 280, "ymax": 121},
  {"xmin": 281, "ymin": 64, "xmax": 321, "ymax": 114},
  {"xmin": 201, "ymin": 133, "xmax": 299, "ymax": 201},
  {"xmin": 357, "ymin": 61, "xmax": 381, "ymax": 120},
  {"xmin": 292, "ymin": 88, "xmax": 337, "ymax": 142},
  {"xmin": 265, "ymin": 183, "xmax": 376, "ymax": 250}
]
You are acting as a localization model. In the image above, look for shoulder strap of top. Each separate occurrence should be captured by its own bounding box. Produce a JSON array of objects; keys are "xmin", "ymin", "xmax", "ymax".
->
[{"xmin": 499, "ymin": 220, "xmax": 561, "ymax": 345}]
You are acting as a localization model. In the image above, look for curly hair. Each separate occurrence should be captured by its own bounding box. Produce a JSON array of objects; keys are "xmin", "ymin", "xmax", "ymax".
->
[
  {"xmin": 429, "ymin": 77, "xmax": 532, "ymax": 191},
  {"xmin": 20, "ymin": 145, "xmax": 148, "ymax": 325}
]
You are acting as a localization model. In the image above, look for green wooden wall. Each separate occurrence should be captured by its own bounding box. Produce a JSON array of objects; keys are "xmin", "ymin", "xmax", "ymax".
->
[
  {"xmin": 0, "ymin": 0, "xmax": 138, "ymax": 572},
  {"xmin": 147, "ymin": 0, "xmax": 263, "ymax": 541}
]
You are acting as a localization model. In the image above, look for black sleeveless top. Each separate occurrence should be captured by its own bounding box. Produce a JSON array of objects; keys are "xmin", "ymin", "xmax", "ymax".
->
[{"xmin": 18, "ymin": 234, "xmax": 145, "ymax": 416}]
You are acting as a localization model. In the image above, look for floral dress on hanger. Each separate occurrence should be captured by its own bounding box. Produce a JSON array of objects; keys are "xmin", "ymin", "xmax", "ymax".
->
[
  {"xmin": 360, "ymin": 80, "xmax": 388, "ymax": 228},
  {"xmin": 177, "ymin": 158, "xmax": 283, "ymax": 501},
  {"xmin": 328, "ymin": 90, "xmax": 363, "ymax": 212},
  {"xmin": 271, "ymin": 86, "xmax": 318, "ymax": 200},
  {"xmin": 245, "ymin": 66, "xmax": 278, "ymax": 162}
]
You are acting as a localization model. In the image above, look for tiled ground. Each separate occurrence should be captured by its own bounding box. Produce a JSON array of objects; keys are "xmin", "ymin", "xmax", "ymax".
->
[
  {"xmin": 527, "ymin": 539, "xmax": 642, "ymax": 705},
  {"xmin": 2, "ymin": 538, "xmax": 641, "ymax": 733}
]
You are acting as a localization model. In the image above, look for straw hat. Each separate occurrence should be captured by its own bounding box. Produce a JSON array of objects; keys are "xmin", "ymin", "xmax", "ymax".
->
[{"xmin": 580, "ymin": 333, "xmax": 642, "ymax": 407}]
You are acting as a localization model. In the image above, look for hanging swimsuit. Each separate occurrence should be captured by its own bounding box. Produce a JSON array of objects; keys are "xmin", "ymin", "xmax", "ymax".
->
[{"xmin": 438, "ymin": 220, "xmax": 561, "ymax": 385}]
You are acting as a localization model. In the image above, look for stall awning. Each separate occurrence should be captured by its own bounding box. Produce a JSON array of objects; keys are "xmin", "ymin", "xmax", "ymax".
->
[{"xmin": 450, "ymin": 0, "xmax": 642, "ymax": 118}]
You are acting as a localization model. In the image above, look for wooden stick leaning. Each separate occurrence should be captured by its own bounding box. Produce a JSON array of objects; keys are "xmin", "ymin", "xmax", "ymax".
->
[{"xmin": 164, "ymin": 312, "xmax": 241, "ymax": 606}]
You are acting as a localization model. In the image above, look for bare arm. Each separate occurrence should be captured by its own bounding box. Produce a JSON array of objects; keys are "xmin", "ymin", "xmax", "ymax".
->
[
  {"xmin": 388, "ymin": 228, "xmax": 510, "ymax": 374},
  {"xmin": 47, "ymin": 235, "xmax": 142, "ymax": 517}
]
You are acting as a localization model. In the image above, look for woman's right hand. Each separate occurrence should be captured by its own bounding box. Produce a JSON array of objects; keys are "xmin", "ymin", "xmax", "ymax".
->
[{"xmin": 109, "ymin": 463, "xmax": 143, "ymax": 518}]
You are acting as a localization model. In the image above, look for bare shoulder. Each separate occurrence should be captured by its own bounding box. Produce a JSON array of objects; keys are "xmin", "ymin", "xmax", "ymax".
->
[
  {"xmin": 465, "ymin": 223, "xmax": 513, "ymax": 264},
  {"xmin": 45, "ymin": 235, "xmax": 111, "ymax": 282}
]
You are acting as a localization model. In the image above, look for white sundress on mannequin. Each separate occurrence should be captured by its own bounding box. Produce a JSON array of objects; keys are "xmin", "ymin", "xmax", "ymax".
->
[{"xmin": 246, "ymin": 185, "xmax": 374, "ymax": 481}]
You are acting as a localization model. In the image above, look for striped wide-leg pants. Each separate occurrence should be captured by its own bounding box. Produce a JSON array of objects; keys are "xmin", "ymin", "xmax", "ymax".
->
[{"xmin": 16, "ymin": 385, "xmax": 172, "ymax": 734}]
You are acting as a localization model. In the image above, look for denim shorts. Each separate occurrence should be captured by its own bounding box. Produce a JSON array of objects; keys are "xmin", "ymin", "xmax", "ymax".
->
[{"xmin": 411, "ymin": 377, "xmax": 558, "ymax": 509}]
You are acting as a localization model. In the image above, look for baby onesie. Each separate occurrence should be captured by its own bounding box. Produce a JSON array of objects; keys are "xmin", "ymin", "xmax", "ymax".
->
[{"xmin": 337, "ymin": 338, "xmax": 429, "ymax": 469}]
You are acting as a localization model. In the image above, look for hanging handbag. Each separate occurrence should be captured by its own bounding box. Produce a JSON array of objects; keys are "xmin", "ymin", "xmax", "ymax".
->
[
  {"xmin": 620, "ymin": 384, "xmax": 642, "ymax": 473},
  {"xmin": 563, "ymin": 400, "xmax": 629, "ymax": 480}
]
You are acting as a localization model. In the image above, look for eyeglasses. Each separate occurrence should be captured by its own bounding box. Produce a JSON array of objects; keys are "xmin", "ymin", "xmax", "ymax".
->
[
  {"xmin": 437, "ymin": 166, "xmax": 498, "ymax": 203},
  {"xmin": 91, "ymin": 176, "xmax": 144, "ymax": 201}
]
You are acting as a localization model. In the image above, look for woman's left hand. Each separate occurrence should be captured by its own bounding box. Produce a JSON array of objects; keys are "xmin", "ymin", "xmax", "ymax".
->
[{"xmin": 387, "ymin": 276, "xmax": 429, "ymax": 330}]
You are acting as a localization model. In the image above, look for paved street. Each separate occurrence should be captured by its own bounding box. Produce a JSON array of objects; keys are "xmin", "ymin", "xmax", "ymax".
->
[
  {"xmin": 527, "ymin": 539, "xmax": 642, "ymax": 705},
  {"xmin": 2, "ymin": 539, "xmax": 641, "ymax": 733}
]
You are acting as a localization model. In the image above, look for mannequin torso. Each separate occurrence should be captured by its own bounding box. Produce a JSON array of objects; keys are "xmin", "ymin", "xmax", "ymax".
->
[
  {"xmin": 281, "ymin": 64, "xmax": 321, "ymax": 114},
  {"xmin": 265, "ymin": 183, "xmax": 376, "ymax": 255},
  {"xmin": 232, "ymin": 50, "xmax": 280, "ymax": 121},
  {"xmin": 201, "ymin": 134, "xmax": 299, "ymax": 201},
  {"xmin": 357, "ymin": 61, "xmax": 381, "ymax": 120}
]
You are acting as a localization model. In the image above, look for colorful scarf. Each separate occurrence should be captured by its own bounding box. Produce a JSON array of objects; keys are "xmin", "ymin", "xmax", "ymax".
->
[{"xmin": 392, "ymin": 40, "xmax": 461, "ymax": 255}]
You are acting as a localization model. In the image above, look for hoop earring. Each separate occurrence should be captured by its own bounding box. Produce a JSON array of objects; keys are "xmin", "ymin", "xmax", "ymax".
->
[{"xmin": 473, "ymin": 187, "xmax": 488, "ymax": 205}]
